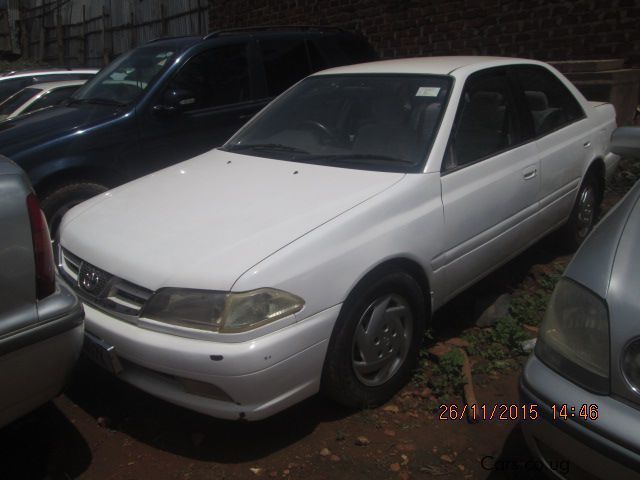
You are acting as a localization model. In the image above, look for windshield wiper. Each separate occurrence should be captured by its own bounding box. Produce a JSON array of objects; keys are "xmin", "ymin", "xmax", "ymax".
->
[
  {"xmin": 306, "ymin": 153, "xmax": 415, "ymax": 165},
  {"xmin": 67, "ymin": 97, "xmax": 128, "ymax": 107},
  {"xmin": 225, "ymin": 143, "xmax": 309, "ymax": 154}
]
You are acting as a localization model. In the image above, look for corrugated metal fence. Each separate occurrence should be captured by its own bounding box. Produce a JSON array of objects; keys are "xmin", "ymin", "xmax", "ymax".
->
[{"xmin": 0, "ymin": 0, "xmax": 209, "ymax": 67}]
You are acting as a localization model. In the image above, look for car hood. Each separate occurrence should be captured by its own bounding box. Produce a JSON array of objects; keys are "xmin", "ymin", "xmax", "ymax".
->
[
  {"xmin": 60, "ymin": 149, "xmax": 405, "ymax": 292},
  {"xmin": 0, "ymin": 104, "xmax": 123, "ymax": 156}
]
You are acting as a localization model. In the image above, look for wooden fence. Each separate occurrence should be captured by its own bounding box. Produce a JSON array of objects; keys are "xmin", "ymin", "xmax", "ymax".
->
[{"xmin": 0, "ymin": 0, "xmax": 209, "ymax": 67}]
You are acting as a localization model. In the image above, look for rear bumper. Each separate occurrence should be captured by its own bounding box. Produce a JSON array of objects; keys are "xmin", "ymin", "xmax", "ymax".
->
[
  {"xmin": 520, "ymin": 355, "xmax": 640, "ymax": 480},
  {"xmin": 83, "ymin": 302, "xmax": 341, "ymax": 421},
  {"xmin": 0, "ymin": 282, "xmax": 84, "ymax": 428}
]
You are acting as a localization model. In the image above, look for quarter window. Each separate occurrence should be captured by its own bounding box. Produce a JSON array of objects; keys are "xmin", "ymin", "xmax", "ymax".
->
[
  {"xmin": 514, "ymin": 65, "xmax": 585, "ymax": 137},
  {"xmin": 448, "ymin": 70, "xmax": 518, "ymax": 168}
]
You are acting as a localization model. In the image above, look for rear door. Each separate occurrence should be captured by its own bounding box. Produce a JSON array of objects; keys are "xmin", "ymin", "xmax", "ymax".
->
[
  {"xmin": 512, "ymin": 65, "xmax": 593, "ymax": 233},
  {"xmin": 438, "ymin": 67, "xmax": 540, "ymax": 299}
]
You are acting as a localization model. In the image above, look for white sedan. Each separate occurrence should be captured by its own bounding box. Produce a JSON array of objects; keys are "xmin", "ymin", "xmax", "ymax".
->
[
  {"xmin": 0, "ymin": 80, "xmax": 86, "ymax": 121},
  {"xmin": 59, "ymin": 56, "xmax": 618, "ymax": 420}
]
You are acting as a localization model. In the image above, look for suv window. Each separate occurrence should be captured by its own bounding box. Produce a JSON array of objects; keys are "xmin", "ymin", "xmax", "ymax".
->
[
  {"xmin": 514, "ymin": 65, "xmax": 585, "ymax": 137},
  {"xmin": 168, "ymin": 43, "xmax": 251, "ymax": 109},
  {"xmin": 258, "ymin": 38, "xmax": 312, "ymax": 97},
  {"xmin": 448, "ymin": 69, "xmax": 518, "ymax": 168}
]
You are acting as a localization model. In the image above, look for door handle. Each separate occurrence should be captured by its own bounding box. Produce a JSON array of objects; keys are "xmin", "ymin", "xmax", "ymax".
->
[
  {"xmin": 583, "ymin": 141, "xmax": 591, "ymax": 148},
  {"xmin": 523, "ymin": 168, "xmax": 537, "ymax": 180}
]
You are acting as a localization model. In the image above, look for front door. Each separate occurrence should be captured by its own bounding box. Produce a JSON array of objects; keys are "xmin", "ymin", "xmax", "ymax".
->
[{"xmin": 136, "ymin": 41, "xmax": 268, "ymax": 177}]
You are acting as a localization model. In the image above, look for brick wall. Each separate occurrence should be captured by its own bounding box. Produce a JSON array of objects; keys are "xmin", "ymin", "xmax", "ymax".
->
[{"xmin": 208, "ymin": 0, "xmax": 640, "ymax": 66}]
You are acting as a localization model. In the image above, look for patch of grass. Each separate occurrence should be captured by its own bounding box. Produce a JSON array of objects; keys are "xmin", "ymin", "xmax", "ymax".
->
[{"xmin": 428, "ymin": 349, "xmax": 465, "ymax": 399}]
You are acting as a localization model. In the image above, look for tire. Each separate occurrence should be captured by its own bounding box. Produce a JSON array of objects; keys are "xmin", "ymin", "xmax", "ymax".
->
[
  {"xmin": 557, "ymin": 172, "xmax": 601, "ymax": 251},
  {"xmin": 40, "ymin": 182, "xmax": 108, "ymax": 238},
  {"xmin": 321, "ymin": 270, "xmax": 426, "ymax": 408}
]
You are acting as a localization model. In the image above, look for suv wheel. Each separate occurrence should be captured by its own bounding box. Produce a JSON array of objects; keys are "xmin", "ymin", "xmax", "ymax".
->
[{"xmin": 41, "ymin": 182, "xmax": 108, "ymax": 238}]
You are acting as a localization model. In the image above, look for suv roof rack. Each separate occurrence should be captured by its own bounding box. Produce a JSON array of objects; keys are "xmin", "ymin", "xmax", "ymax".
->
[
  {"xmin": 203, "ymin": 25, "xmax": 344, "ymax": 39},
  {"xmin": 146, "ymin": 35, "xmax": 199, "ymax": 44}
]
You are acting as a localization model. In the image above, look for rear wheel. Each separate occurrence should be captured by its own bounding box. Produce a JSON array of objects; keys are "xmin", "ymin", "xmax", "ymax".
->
[
  {"xmin": 40, "ymin": 181, "xmax": 108, "ymax": 238},
  {"xmin": 321, "ymin": 270, "xmax": 426, "ymax": 408},
  {"xmin": 557, "ymin": 172, "xmax": 600, "ymax": 251}
]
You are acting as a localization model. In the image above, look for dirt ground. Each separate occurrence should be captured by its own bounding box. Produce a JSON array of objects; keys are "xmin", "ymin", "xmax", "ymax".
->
[{"xmin": 2, "ymin": 161, "xmax": 638, "ymax": 480}]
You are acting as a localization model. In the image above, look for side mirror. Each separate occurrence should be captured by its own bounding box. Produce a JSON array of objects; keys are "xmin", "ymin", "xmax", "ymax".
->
[
  {"xmin": 610, "ymin": 126, "xmax": 640, "ymax": 158},
  {"xmin": 153, "ymin": 88, "xmax": 196, "ymax": 116}
]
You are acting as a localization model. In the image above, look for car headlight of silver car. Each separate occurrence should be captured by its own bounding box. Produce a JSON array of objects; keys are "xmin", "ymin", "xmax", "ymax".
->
[
  {"xmin": 535, "ymin": 277, "xmax": 610, "ymax": 394},
  {"xmin": 141, "ymin": 287, "xmax": 305, "ymax": 333}
]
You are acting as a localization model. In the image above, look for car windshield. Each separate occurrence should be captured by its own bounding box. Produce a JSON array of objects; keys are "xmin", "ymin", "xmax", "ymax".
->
[
  {"xmin": 70, "ymin": 46, "xmax": 176, "ymax": 106},
  {"xmin": 223, "ymin": 74, "xmax": 452, "ymax": 172},
  {"xmin": 0, "ymin": 87, "xmax": 38, "ymax": 117}
]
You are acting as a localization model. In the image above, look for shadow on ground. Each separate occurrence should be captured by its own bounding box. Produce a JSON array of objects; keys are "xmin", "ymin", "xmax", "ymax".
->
[
  {"xmin": 65, "ymin": 358, "xmax": 356, "ymax": 464},
  {"xmin": 0, "ymin": 402, "xmax": 91, "ymax": 480}
]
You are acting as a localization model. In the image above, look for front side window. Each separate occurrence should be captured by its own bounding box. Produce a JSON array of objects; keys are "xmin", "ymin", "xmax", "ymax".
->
[
  {"xmin": 514, "ymin": 65, "xmax": 585, "ymax": 137},
  {"xmin": 223, "ymin": 74, "xmax": 452, "ymax": 172},
  {"xmin": 71, "ymin": 46, "xmax": 176, "ymax": 106},
  {"xmin": 447, "ymin": 69, "xmax": 518, "ymax": 169},
  {"xmin": 166, "ymin": 43, "xmax": 251, "ymax": 110}
]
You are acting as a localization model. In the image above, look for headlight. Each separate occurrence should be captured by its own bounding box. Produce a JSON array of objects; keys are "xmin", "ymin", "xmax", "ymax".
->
[
  {"xmin": 535, "ymin": 277, "xmax": 610, "ymax": 394},
  {"xmin": 621, "ymin": 339, "xmax": 640, "ymax": 395},
  {"xmin": 141, "ymin": 287, "xmax": 304, "ymax": 333}
]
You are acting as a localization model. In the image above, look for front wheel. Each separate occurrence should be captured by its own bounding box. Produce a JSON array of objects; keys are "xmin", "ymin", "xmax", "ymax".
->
[
  {"xmin": 321, "ymin": 271, "xmax": 426, "ymax": 408},
  {"xmin": 557, "ymin": 173, "xmax": 600, "ymax": 251}
]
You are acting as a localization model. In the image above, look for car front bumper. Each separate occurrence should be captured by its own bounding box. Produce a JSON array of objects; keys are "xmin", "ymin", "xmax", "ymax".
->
[
  {"xmin": 520, "ymin": 355, "xmax": 640, "ymax": 480},
  {"xmin": 82, "ymin": 302, "xmax": 341, "ymax": 421}
]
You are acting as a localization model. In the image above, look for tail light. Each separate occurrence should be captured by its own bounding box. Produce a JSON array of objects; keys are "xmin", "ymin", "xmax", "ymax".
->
[{"xmin": 26, "ymin": 193, "xmax": 55, "ymax": 299}]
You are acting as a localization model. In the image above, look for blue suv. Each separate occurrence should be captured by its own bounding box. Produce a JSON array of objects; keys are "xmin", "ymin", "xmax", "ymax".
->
[{"xmin": 0, "ymin": 27, "xmax": 376, "ymax": 232}]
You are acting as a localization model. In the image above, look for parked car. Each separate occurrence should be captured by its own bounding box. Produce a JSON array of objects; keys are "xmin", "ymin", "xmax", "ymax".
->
[
  {"xmin": 0, "ymin": 80, "xmax": 86, "ymax": 121},
  {"xmin": 0, "ymin": 156, "xmax": 84, "ymax": 429},
  {"xmin": 58, "ymin": 56, "xmax": 618, "ymax": 421},
  {"xmin": 520, "ymin": 126, "xmax": 640, "ymax": 479},
  {"xmin": 0, "ymin": 27, "xmax": 376, "ymax": 234},
  {"xmin": 0, "ymin": 68, "xmax": 96, "ymax": 103}
]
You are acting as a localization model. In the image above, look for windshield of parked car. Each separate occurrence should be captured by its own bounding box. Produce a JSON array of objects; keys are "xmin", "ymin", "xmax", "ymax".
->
[
  {"xmin": 0, "ymin": 87, "xmax": 38, "ymax": 118},
  {"xmin": 70, "ymin": 46, "xmax": 176, "ymax": 106},
  {"xmin": 223, "ymin": 74, "xmax": 452, "ymax": 172}
]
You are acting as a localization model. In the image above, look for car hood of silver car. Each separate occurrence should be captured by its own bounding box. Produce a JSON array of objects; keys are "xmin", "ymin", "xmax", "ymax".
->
[{"xmin": 59, "ymin": 149, "xmax": 406, "ymax": 292}]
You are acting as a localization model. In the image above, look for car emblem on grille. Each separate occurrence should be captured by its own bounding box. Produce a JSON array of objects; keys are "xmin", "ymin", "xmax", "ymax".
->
[{"xmin": 77, "ymin": 262, "xmax": 110, "ymax": 295}]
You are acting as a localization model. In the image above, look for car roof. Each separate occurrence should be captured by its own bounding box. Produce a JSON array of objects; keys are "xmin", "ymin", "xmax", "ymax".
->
[
  {"xmin": 23, "ymin": 79, "xmax": 87, "ymax": 91},
  {"xmin": 0, "ymin": 68, "xmax": 98, "ymax": 79},
  {"xmin": 314, "ymin": 56, "xmax": 548, "ymax": 77}
]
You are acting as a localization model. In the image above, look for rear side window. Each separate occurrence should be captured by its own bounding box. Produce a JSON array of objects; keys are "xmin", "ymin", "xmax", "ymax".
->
[
  {"xmin": 168, "ymin": 43, "xmax": 251, "ymax": 109},
  {"xmin": 313, "ymin": 34, "xmax": 377, "ymax": 68},
  {"xmin": 448, "ymin": 69, "xmax": 519, "ymax": 168},
  {"xmin": 514, "ymin": 65, "xmax": 585, "ymax": 137},
  {"xmin": 0, "ymin": 77, "xmax": 34, "ymax": 102},
  {"xmin": 258, "ymin": 38, "xmax": 311, "ymax": 97}
]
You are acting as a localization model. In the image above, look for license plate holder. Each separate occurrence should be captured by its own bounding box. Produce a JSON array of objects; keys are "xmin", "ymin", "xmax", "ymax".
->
[{"xmin": 83, "ymin": 332, "xmax": 123, "ymax": 374}]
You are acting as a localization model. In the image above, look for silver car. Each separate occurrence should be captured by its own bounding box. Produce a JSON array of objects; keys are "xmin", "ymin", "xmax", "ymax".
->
[
  {"xmin": 0, "ymin": 156, "xmax": 84, "ymax": 428},
  {"xmin": 520, "ymin": 127, "xmax": 640, "ymax": 479}
]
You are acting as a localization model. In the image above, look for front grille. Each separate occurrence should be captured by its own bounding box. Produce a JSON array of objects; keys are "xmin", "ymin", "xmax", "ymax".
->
[{"xmin": 59, "ymin": 248, "xmax": 153, "ymax": 317}]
